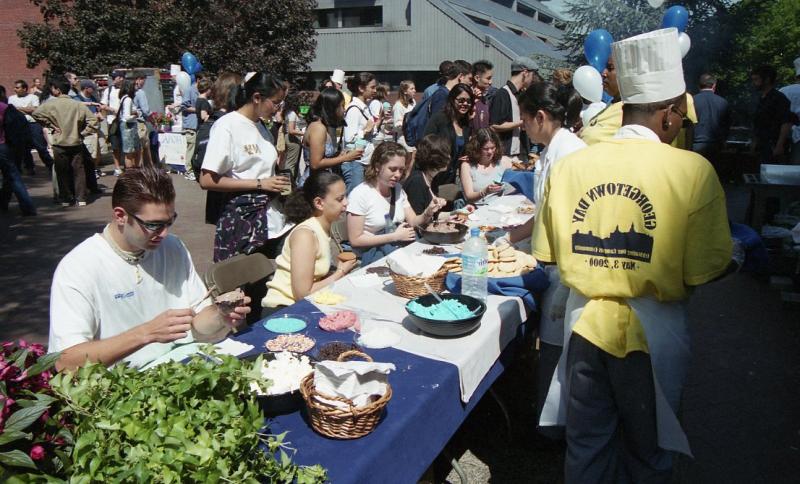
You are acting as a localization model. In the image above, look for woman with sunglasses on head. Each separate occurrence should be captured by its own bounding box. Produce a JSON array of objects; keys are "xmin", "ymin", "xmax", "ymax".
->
[
  {"xmin": 299, "ymin": 88, "xmax": 362, "ymax": 186},
  {"xmin": 341, "ymin": 72, "xmax": 378, "ymax": 194},
  {"xmin": 423, "ymin": 83, "xmax": 474, "ymax": 185},
  {"xmin": 200, "ymin": 72, "xmax": 291, "ymax": 262},
  {"xmin": 263, "ymin": 171, "xmax": 357, "ymax": 311},
  {"xmin": 518, "ymin": 81, "xmax": 586, "ymax": 440}
]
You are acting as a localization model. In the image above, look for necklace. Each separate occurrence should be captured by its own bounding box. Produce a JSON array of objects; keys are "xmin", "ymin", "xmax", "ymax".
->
[{"xmin": 102, "ymin": 225, "xmax": 146, "ymax": 284}]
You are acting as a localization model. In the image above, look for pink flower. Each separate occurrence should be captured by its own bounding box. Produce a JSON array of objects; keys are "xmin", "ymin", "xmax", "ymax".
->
[{"xmin": 29, "ymin": 445, "xmax": 45, "ymax": 461}]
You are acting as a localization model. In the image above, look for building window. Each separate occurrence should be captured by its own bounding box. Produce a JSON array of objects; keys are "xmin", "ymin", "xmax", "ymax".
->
[
  {"xmin": 315, "ymin": 8, "xmax": 337, "ymax": 29},
  {"xmin": 490, "ymin": 0, "xmax": 514, "ymax": 7},
  {"xmin": 466, "ymin": 14, "xmax": 491, "ymax": 27},
  {"xmin": 314, "ymin": 6, "xmax": 383, "ymax": 29},
  {"xmin": 341, "ymin": 6, "xmax": 383, "ymax": 27},
  {"xmin": 518, "ymin": 4, "xmax": 536, "ymax": 19},
  {"xmin": 539, "ymin": 13, "xmax": 553, "ymax": 24},
  {"xmin": 508, "ymin": 27, "xmax": 524, "ymax": 36}
]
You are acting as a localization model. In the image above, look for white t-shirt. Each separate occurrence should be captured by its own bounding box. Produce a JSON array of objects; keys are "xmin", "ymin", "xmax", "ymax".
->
[
  {"xmin": 343, "ymin": 97, "xmax": 374, "ymax": 165},
  {"xmin": 101, "ymin": 87, "xmax": 121, "ymax": 124},
  {"xmin": 534, "ymin": 128, "xmax": 587, "ymax": 204},
  {"xmin": 202, "ymin": 111, "xmax": 291, "ymax": 238},
  {"xmin": 8, "ymin": 94, "xmax": 39, "ymax": 122},
  {"xmin": 780, "ymin": 83, "xmax": 800, "ymax": 143},
  {"xmin": 347, "ymin": 183, "xmax": 410, "ymax": 234},
  {"xmin": 48, "ymin": 233, "xmax": 210, "ymax": 369}
]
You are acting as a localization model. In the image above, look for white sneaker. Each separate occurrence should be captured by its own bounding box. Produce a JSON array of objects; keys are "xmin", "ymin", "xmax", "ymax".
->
[
  {"xmin": 114, "ymin": 168, "xmax": 123, "ymax": 177},
  {"xmin": 78, "ymin": 201, "xmax": 87, "ymax": 207},
  {"xmin": 184, "ymin": 171, "xmax": 196, "ymax": 181}
]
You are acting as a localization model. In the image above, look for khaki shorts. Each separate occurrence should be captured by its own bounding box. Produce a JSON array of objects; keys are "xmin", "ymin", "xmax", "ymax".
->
[
  {"xmin": 83, "ymin": 133, "xmax": 99, "ymax": 159},
  {"xmin": 137, "ymin": 122, "xmax": 150, "ymax": 148}
]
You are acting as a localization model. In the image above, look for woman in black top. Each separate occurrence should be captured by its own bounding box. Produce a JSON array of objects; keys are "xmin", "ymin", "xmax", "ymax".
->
[
  {"xmin": 423, "ymin": 83, "xmax": 474, "ymax": 185},
  {"xmin": 402, "ymin": 134, "xmax": 450, "ymax": 215}
]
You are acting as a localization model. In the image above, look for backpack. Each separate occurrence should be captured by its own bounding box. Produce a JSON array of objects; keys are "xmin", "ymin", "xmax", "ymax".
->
[
  {"xmin": 192, "ymin": 110, "xmax": 225, "ymax": 177},
  {"xmin": 402, "ymin": 85, "xmax": 446, "ymax": 147},
  {"xmin": 2, "ymin": 103, "xmax": 32, "ymax": 150}
]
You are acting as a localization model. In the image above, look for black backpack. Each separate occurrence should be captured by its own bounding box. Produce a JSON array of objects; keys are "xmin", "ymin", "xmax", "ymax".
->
[
  {"xmin": 3, "ymin": 104, "xmax": 32, "ymax": 150},
  {"xmin": 402, "ymin": 85, "xmax": 446, "ymax": 147},
  {"xmin": 192, "ymin": 110, "xmax": 225, "ymax": 178}
]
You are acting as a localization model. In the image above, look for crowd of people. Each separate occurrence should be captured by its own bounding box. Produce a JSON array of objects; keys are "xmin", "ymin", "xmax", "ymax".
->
[{"xmin": 0, "ymin": 25, "xmax": 795, "ymax": 483}]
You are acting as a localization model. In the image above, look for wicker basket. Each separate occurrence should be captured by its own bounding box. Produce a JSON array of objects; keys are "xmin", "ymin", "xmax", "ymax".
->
[
  {"xmin": 389, "ymin": 266, "xmax": 448, "ymax": 298},
  {"xmin": 299, "ymin": 350, "xmax": 392, "ymax": 439}
]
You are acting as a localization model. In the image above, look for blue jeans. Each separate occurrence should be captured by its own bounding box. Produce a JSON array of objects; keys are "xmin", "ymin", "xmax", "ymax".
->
[
  {"xmin": 0, "ymin": 143, "xmax": 36, "ymax": 215},
  {"xmin": 23, "ymin": 122, "xmax": 54, "ymax": 171},
  {"xmin": 341, "ymin": 161, "xmax": 365, "ymax": 194}
]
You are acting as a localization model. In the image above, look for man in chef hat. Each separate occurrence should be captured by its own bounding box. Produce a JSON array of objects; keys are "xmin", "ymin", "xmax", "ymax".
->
[
  {"xmin": 330, "ymin": 69, "xmax": 352, "ymax": 105},
  {"xmin": 532, "ymin": 28, "xmax": 736, "ymax": 483}
]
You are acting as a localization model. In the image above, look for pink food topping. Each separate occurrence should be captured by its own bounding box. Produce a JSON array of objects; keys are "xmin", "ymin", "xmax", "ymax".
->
[{"xmin": 319, "ymin": 311, "xmax": 360, "ymax": 332}]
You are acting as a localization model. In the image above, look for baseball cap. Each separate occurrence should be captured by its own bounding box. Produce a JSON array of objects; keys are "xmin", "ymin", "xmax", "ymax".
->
[
  {"xmin": 110, "ymin": 69, "xmax": 125, "ymax": 79},
  {"xmin": 79, "ymin": 79, "xmax": 97, "ymax": 90},
  {"xmin": 511, "ymin": 56, "xmax": 539, "ymax": 73}
]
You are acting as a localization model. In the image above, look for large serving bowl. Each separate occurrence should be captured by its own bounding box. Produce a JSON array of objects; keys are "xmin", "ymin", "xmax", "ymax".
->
[
  {"xmin": 404, "ymin": 293, "xmax": 486, "ymax": 337},
  {"xmin": 244, "ymin": 352, "xmax": 317, "ymax": 416},
  {"xmin": 418, "ymin": 222, "xmax": 468, "ymax": 245}
]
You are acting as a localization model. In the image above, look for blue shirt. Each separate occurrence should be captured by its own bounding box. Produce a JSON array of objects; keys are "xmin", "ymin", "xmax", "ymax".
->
[
  {"xmin": 75, "ymin": 93, "xmax": 99, "ymax": 113},
  {"xmin": 693, "ymin": 90, "xmax": 731, "ymax": 145},
  {"xmin": 134, "ymin": 89, "xmax": 150, "ymax": 120},
  {"xmin": 181, "ymin": 86, "xmax": 199, "ymax": 130}
]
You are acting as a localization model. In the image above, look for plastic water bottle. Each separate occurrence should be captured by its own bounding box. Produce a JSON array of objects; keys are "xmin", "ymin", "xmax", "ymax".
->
[{"xmin": 461, "ymin": 227, "xmax": 488, "ymax": 301}]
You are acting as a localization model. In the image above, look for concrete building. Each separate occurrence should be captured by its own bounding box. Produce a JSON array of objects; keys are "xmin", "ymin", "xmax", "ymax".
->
[{"xmin": 308, "ymin": 0, "xmax": 567, "ymax": 89}]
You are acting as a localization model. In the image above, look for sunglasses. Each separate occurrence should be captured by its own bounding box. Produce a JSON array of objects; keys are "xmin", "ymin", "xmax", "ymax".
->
[
  {"xmin": 670, "ymin": 105, "xmax": 688, "ymax": 121},
  {"xmin": 455, "ymin": 97, "xmax": 473, "ymax": 105},
  {"xmin": 130, "ymin": 212, "xmax": 178, "ymax": 233}
]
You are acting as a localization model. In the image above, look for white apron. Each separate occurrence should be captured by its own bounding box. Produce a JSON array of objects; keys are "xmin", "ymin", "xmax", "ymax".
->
[
  {"xmin": 539, "ymin": 290, "xmax": 693, "ymax": 457},
  {"xmin": 502, "ymin": 84, "xmax": 521, "ymax": 156}
]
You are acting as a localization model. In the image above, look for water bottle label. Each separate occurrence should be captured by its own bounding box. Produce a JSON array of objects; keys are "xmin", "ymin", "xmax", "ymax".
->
[{"xmin": 462, "ymin": 255, "xmax": 488, "ymax": 276}]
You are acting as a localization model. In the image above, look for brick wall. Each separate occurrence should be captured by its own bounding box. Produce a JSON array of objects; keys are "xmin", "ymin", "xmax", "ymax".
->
[{"xmin": 0, "ymin": 0, "xmax": 47, "ymax": 93}]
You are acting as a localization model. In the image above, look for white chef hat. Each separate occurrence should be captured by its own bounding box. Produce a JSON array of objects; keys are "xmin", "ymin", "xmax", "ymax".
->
[
  {"xmin": 793, "ymin": 57, "xmax": 800, "ymax": 76},
  {"xmin": 612, "ymin": 28, "xmax": 685, "ymax": 104}
]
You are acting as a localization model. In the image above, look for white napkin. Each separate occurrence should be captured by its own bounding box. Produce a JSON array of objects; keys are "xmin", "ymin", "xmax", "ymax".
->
[
  {"xmin": 386, "ymin": 250, "xmax": 445, "ymax": 277},
  {"xmin": 348, "ymin": 273, "xmax": 384, "ymax": 288},
  {"xmin": 313, "ymin": 360, "xmax": 395, "ymax": 408},
  {"xmin": 214, "ymin": 339, "xmax": 255, "ymax": 356}
]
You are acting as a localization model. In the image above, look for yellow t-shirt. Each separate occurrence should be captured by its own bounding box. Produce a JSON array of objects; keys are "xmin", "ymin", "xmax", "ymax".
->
[
  {"xmin": 580, "ymin": 98, "xmax": 698, "ymax": 150},
  {"xmin": 532, "ymin": 139, "xmax": 732, "ymax": 357},
  {"xmin": 263, "ymin": 217, "xmax": 332, "ymax": 308},
  {"xmin": 671, "ymin": 93, "xmax": 698, "ymax": 150},
  {"xmin": 580, "ymin": 101, "xmax": 623, "ymax": 145}
]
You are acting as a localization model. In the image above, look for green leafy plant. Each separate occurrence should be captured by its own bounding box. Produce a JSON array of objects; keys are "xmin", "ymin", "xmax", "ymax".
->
[
  {"xmin": 49, "ymin": 351, "xmax": 326, "ymax": 483},
  {"xmin": 0, "ymin": 341, "xmax": 70, "ymax": 482}
]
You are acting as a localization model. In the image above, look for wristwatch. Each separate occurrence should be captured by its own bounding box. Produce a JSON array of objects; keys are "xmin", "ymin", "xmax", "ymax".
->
[{"xmin": 255, "ymin": 178, "xmax": 262, "ymax": 190}]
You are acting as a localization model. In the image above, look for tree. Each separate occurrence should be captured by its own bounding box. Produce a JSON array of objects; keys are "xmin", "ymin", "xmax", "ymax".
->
[
  {"xmin": 17, "ymin": 0, "xmax": 317, "ymax": 80},
  {"xmin": 714, "ymin": 0, "xmax": 800, "ymax": 88},
  {"xmin": 559, "ymin": 1, "xmax": 734, "ymax": 92}
]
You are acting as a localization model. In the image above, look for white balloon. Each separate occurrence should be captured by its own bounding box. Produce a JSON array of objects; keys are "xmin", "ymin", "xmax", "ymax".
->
[
  {"xmin": 573, "ymin": 65, "xmax": 603, "ymax": 104},
  {"xmin": 175, "ymin": 71, "xmax": 191, "ymax": 95},
  {"xmin": 678, "ymin": 33, "xmax": 691, "ymax": 58},
  {"xmin": 647, "ymin": 0, "xmax": 665, "ymax": 7}
]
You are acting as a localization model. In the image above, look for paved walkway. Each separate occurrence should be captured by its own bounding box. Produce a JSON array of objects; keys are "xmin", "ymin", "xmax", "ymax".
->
[{"xmin": 1, "ymin": 165, "xmax": 797, "ymax": 483}]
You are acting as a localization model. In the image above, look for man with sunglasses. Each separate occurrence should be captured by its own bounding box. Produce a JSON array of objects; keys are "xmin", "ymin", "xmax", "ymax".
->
[
  {"xmin": 48, "ymin": 168, "xmax": 250, "ymax": 371},
  {"xmin": 533, "ymin": 29, "xmax": 735, "ymax": 483}
]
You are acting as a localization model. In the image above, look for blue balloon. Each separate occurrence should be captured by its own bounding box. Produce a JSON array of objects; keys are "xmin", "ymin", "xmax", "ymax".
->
[
  {"xmin": 661, "ymin": 6, "xmax": 689, "ymax": 33},
  {"xmin": 181, "ymin": 51, "xmax": 200, "ymax": 74},
  {"xmin": 584, "ymin": 29, "xmax": 613, "ymax": 73}
]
